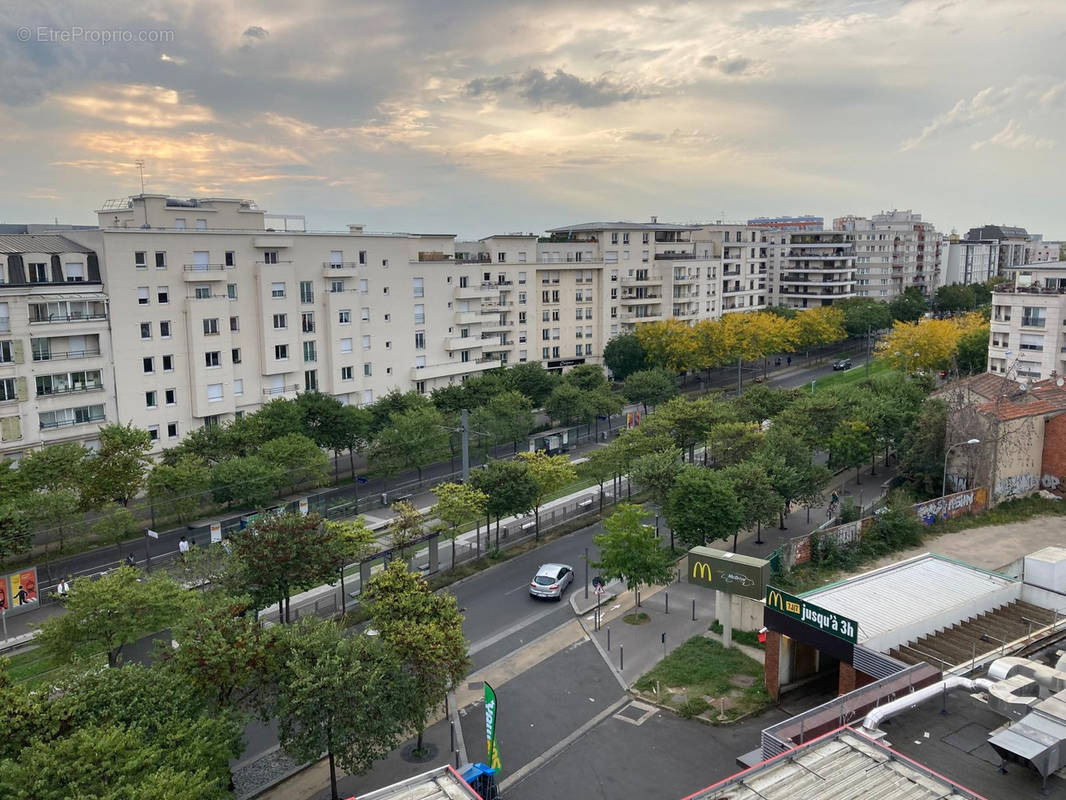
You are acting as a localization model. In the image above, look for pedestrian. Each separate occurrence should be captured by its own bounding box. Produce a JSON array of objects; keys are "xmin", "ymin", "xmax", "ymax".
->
[
  {"xmin": 125, "ymin": 553, "xmax": 136, "ymax": 568},
  {"xmin": 179, "ymin": 535, "xmax": 189, "ymax": 562},
  {"xmin": 786, "ymin": 356, "xmax": 792, "ymax": 367},
  {"xmin": 57, "ymin": 577, "xmax": 71, "ymax": 598},
  {"xmin": 775, "ymin": 357, "xmax": 781, "ymax": 367}
]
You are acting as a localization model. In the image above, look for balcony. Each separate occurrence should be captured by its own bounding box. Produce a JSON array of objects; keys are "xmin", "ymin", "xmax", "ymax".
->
[
  {"xmin": 263, "ymin": 384, "xmax": 301, "ymax": 397},
  {"xmin": 40, "ymin": 412, "xmax": 106, "ymax": 430},
  {"xmin": 183, "ymin": 264, "xmax": 235, "ymax": 281},
  {"xmin": 29, "ymin": 311, "xmax": 107, "ymax": 324},
  {"xmin": 455, "ymin": 283, "xmax": 501, "ymax": 300},
  {"xmin": 620, "ymin": 273, "xmax": 662, "ymax": 286},
  {"xmin": 480, "ymin": 300, "xmax": 513, "ymax": 312},
  {"xmin": 322, "ymin": 261, "xmax": 361, "ymax": 275},
  {"xmin": 654, "ymin": 252, "xmax": 696, "ymax": 260},
  {"xmin": 621, "ymin": 312, "xmax": 664, "ymax": 324},
  {"xmin": 32, "ymin": 347, "xmax": 102, "ymax": 362},
  {"xmin": 410, "ymin": 359, "xmax": 502, "ymax": 381},
  {"xmin": 36, "ymin": 382, "xmax": 104, "ymax": 397},
  {"xmin": 454, "ymin": 311, "xmax": 489, "ymax": 325},
  {"xmin": 620, "ymin": 294, "xmax": 662, "ymax": 305},
  {"xmin": 480, "ymin": 320, "xmax": 513, "ymax": 332},
  {"xmin": 445, "ymin": 337, "xmax": 484, "ymax": 351}
]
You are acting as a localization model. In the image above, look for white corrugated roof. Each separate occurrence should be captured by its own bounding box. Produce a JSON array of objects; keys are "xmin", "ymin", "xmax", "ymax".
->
[
  {"xmin": 359, "ymin": 766, "xmax": 482, "ymax": 800},
  {"xmin": 802, "ymin": 554, "xmax": 1015, "ymax": 644}
]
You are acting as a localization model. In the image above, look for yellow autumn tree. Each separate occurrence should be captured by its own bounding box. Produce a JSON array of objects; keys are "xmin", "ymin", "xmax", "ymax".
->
[
  {"xmin": 635, "ymin": 319, "xmax": 699, "ymax": 372},
  {"xmin": 875, "ymin": 312, "xmax": 985, "ymax": 372},
  {"xmin": 792, "ymin": 307, "xmax": 846, "ymax": 353}
]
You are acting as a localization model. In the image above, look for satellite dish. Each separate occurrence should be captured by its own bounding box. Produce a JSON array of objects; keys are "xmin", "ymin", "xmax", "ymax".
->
[
  {"xmin": 1018, "ymin": 378, "xmax": 1029, "ymax": 391},
  {"xmin": 1057, "ymin": 378, "xmax": 1064, "ymax": 388}
]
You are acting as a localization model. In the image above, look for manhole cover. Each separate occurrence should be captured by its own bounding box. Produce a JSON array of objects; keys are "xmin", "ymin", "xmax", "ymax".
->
[
  {"xmin": 467, "ymin": 681, "xmax": 484, "ymax": 691},
  {"xmin": 613, "ymin": 701, "xmax": 657, "ymax": 726}
]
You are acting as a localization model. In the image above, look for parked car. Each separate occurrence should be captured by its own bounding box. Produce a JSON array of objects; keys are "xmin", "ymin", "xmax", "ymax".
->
[
  {"xmin": 529, "ymin": 563, "xmax": 574, "ymax": 600},
  {"xmin": 832, "ymin": 358, "xmax": 852, "ymax": 371}
]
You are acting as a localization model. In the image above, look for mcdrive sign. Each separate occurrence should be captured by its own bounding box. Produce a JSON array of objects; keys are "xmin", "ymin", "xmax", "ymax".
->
[
  {"xmin": 765, "ymin": 585, "xmax": 858, "ymax": 644},
  {"xmin": 688, "ymin": 546, "xmax": 769, "ymax": 601}
]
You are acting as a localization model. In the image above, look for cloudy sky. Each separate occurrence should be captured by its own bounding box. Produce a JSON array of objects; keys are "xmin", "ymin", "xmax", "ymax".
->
[{"xmin": 2, "ymin": 0, "xmax": 1064, "ymax": 238}]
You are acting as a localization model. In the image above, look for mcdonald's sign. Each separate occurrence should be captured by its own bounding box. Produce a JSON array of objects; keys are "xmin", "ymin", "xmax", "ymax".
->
[
  {"xmin": 765, "ymin": 585, "xmax": 858, "ymax": 644},
  {"xmin": 687, "ymin": 546, "xmax": 769, "ymax": 600}
]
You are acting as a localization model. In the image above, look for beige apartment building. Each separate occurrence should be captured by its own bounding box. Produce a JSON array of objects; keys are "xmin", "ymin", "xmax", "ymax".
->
[
  {"xmin": 766, "ymin": 229, "xmax": 856, "ymax": 309},
  {"xmin": 988, "ymin": 262, "xmax": 1066, "ymax": 381},
  {"xmin": 0, "ymin": 234, "xmax": 117, "ymax": 458},
  {"xmin": 833, "ymin": 210, "xmax": 939, "ymax": 298}
]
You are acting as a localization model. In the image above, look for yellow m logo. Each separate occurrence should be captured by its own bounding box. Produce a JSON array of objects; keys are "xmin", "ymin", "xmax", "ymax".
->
[
  {"xmin": 691, "ymin": 561, "xmax": 713, "ymax": 582},
  {"xmin": 767, "ymin": 589, "xmax": 784, "ymax": 611}
]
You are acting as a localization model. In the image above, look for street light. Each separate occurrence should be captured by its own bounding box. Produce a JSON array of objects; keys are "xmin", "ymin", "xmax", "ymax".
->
[{"xmin": 942, "ymin": 439, "xmax": 980, "ymax": 498}]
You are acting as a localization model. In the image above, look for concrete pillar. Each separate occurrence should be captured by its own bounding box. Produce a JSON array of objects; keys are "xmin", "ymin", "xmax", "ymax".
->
[
  {"xmin": 429, "ymin": 535, "xmax": 439, "ymax": 573},
  {"xmin": 764, "ymin": 630, "xmax": 781, "ymax": 700},
  {"xmin": 717, "ymin": 589, "xmax": 732, "ymax": 649}
]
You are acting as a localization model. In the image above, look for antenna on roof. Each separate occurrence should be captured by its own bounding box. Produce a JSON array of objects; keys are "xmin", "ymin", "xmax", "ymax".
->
[{"xmin": 134, "ymin": 160, "xmax": 146, "ymax": 195}]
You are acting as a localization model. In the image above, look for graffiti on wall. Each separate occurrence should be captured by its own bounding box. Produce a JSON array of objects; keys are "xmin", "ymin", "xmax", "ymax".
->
[
  {"xmin": 913, "ymin": 487, "xmax": 987, "ymax": 525},
  {"xmin": 994, "ymin": 473, "xmax": 1038, "ymax": 500},
  {"xmin": 1041, "ymin": 474, "xmax": 1061, "ymax": 491}
]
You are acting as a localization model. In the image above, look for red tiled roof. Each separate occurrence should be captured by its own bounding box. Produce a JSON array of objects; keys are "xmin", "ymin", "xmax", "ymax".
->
[
  {"xmin": 976, "ymin": 377, "xmax": 1066, "ymax": 421},
  {"xmin": 938, "ymin": 372, "xmax": 1016, "ymax": 402}
]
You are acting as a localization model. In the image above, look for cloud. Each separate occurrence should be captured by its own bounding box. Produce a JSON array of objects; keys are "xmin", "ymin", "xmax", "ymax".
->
[
  {"xmin": 464, "ymin": 67, "xmax": 651, "ymax": 109},
  {"xmin": 55, "ymin": 84, "xmax": 214, "ymax": 128},
  {"xmin": 242, "ymin": 26, "xmax": 269, "ymax": 39},
  {"xmin": 971, "ymin": 119, "xmax": 1054, "ymax": 151},
  {"xmin": 901, "ymin": 85, "xmax": 1014, "ymax": 150},
  {"xmin": 700, "ymin": 53, "xmax": 759, "ymax": 77}
]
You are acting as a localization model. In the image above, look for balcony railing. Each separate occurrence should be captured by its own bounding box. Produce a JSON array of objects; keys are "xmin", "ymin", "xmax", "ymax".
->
[
  {"xmin": 29, "ymin": 312, "xmax": 107, "ymax": 324},
  {"xmin": 36, "ymin": 383, "xmax": 104, "ymax": 397},
  {"xmin": 41, "ymin": 414, "xmax": 106, "ymax": 430},
  {"xmin": 183, "ymin": 264, "xmax": 235, "ymax": 272},
  {"xmin": 32, "ymin": 348, "xmax": 102, "ymax": 362},
  {"xmin": 263, "ymin": 384, "xmax": 301, "ymax": 396},
  {"xmin": 322, "ymin": 262, "xmax": 361, "ymax": 268}
]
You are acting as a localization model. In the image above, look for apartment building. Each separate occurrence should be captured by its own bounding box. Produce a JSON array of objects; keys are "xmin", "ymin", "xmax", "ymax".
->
[
  {"xmin": 940, "ymin": 234, "xmax": 998, "ymax": 286},
  {"xmin": 693, "ymin": 225, "xmax": 767, "ymax": 314},
  {"xmin": 1027, "ymin": 237, "xmax": 1063, "ymax": 264},
  {"xmin": 0, "ymin": 234, "xmax": 116, "ymax": 458},
  {"xmin": 833, "ymin": 210, "xmax": 939, "ymax": 298},
  {"xmin": 988, "ymin": 262, "xmax": 1066, "ymax": 381},
  {"xmin": 965, "ymin": 225, "xmax": 1031, "ymax": 274},
  {"xmin": 746, "ymin": 215, "xmax": 824, "ymax": 231},
  {"xmin": 767, "ymin": 230, "xmax": 856, "ymax": 309}
]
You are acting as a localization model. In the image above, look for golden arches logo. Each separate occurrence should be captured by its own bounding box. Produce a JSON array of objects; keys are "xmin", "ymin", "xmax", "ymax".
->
[
  {"xmin": 767, "ymin": 589, "xmax": 785, "ymax": 611},
  {"xmin": 691, "ymin": 561, "xmax": 713, "ymax": 582}
]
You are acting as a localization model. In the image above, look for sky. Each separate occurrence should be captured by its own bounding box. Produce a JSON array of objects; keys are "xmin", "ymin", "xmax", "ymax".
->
[{"xmin": 1, "ymin": 0, "xmax": 1065, "ymax": 240}]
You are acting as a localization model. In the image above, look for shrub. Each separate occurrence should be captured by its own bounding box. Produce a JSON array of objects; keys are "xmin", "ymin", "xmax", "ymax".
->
[{"xmin": 677, "ymin": 697, "xmax": 710, "ymax": 719}]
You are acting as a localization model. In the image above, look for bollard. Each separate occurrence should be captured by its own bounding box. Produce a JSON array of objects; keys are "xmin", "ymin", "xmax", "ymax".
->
[
  {"xmin": 692, "ymin": 599, "xmax": 696, "ymax": 621},
  {"xmin": 455, "ymin": 750, "xmax": 460, "ymax": 769},
  {"xmin": 662, "ymin": 632, "xmax": 666, "ymax": 659},
  {"xmin": 636, "ymin": 588, "xmax": 641, "ymax": 608},
  {"xmin": 620, "ymin": 646, "xmax": 624, "ymax": 672},
  {"xmin": 607, "ymin": 627, "xmax": 611, "ymax": 651},
  {"xmin": 665, "ymin": 592, "xmax": 669, "ymax": 615},
  {"xmin": 450, "ymin": 721, "xmax": 455, "ymax": 753}
]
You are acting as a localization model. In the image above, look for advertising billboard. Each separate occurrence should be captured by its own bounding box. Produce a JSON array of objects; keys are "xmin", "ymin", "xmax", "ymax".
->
[
  {"xmin": 688, "ymin": 546, "xmax": 770, "ymax": 601},
  {"xmin": 0, "ymin": 567, "xmax": 38, "ymax": 612},
  {"xmin": 765, "ymin": 585, "xmax": 858, "ymax": 644}
]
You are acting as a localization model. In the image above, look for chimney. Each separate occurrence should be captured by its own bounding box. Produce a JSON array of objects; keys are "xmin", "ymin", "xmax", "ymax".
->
[{"xmin": 650, "ymin": 216, "xmax": 658, "ymax": 224}]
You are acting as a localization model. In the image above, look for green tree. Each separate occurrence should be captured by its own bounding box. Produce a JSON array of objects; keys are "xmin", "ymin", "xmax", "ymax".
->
[
  {"xmin": 756, "ymin": 426, "xmax": 829, "ymax": 528},
  {"xmin": 388, "ymin": 500, "xmax": 425, "ymax": 558},
  {"xmin": 593, "ymin": 503, "xmax": 674, "ymax": 603},
  {"xmin": 163, "ymin": 422, "xmax": 233, "ymax": 465},
  {"xmin": 0, "ymin": 459, "xmax": 28, "ymax": 506},
  {"xmin": 0, "ymin": 505, "xmax": 30, "ymax": 568},
  {"xmin": 545, "ymin": 383, "xmax": 587, "ymax": 426},
  {"xmin": 17, "ymin": 442, "xmax": 87, "ymax": 493},
  {"xmin": 721, "ymin": 462, "xmax": 783, "ymax": 550},
  {"xmin": 472, "ymin": 389, "xmax": 534, "ymax": 454},
  {"xmin": 580, "ymin": 446, "xmax": 622, "ymax": 511},
  {"xmin": 228, "ymin": 512, "xmax": 347, "ymax": 622},
  {"xmin": 834, "ymin": 297, "xmax": 894, "ymax": 338},
  {"xmin": 603, "ymin": 333, "xmax": 647, "ymax": 380},
  {"xmin": 934, "ymin": 283, "xmax": 977, "ymax": 313},
  {"xmin": 899, "ymin": 398, "xmax": 947, "ymax": 497},
  {"xmin": 889, "ymin": 286, "xmax": 927, "ymax": 323},
  {"xmin": 363, "ymin": 561, "xmax": 468, "ymax": 757},
  {"xmin": 269, "ymin": 618, "xmax": 418, "ymax": 800},
  {"xmin": 665, "ymin": 466, "xmax": 743, "ymax": 550},
  {"xmin": 22, "ymin": 488, "xmax": 82, "ymax": 553},
  {"xmin": 210, "ymin": 455, "xmax": 283, "ymax": 509},
  {"xmin": 367, "ymin": 389, "xmax": 430, "ymax": 434},
  {"xmin": 147, "ymin": 456, "xmax": 210, "ymax": 523},
  {"xmin": 325, "ymin": 517, "xmax": 378, "ymax": 563},
  {"xmin": 296, "ymin": 392, "xmax": 351, "ymax": 477},
  {"xmin": 369, "ymin": 406, "xmax": 449, "ymax": 485},
  {"xmin": 430, "ymin": 384, "xmax": 471, "ymax": 415},
  {"xmin": 517, "ymin": 451, "xmax": 578, "ymax": 540},
  {"xmin": 432, "ymin": 482, "xmax": 488, "ymax": 565},
  {"xmin": 706, "ymin": 421, "xmax": 764, "ymax": 467},
  {"xmin": 79, "ymin": 423, "xmax": 152, "ymax": 510},
  {"xmin": 246, "ymin": 397, "xmax": 305, "ymax": 442},
  {"xmin": 38, "ymin": 567, "xmax": 183, "ymax": 667},
  {"xmin": 336, "ymin": 404, "xmax": 373, "ymax": 479},
  {"xmin": 260, "ymin": 433, "xmax": 330, "ymax": 492},
  {"xmin": 956, "ymin": 325, "xmax": 990, "ymax": 375},
  {"xmin": 630, "ymin": 448, "xmax": 683, "ymax": 509},
  {"xmin": 506, "ymin": 361, "xmax": 558, "ymax": 406},
  {"xmin": 731, "ymin": 384, "xmax": 801, "ymax": 423},
  {"xmin": 828, "ymin": 419, "xmax": 874, "ymax": 485},
  {"xmin": 564, "ymin": 363, "xmax": 609, "ymax": 392},
  {"xmin": 623, "ymin": 367, "xmax": 679, "ymax": 413},
  {"xmin": 91, "ymin": 503, "xmax": 139, "ymax": 561},
  {"xmin": 468, "ymin": 460, "xmax": 538, "ymax": 548},
  {"xmin": 642, "ymin": 396, "xmax": 729, "ymax": 462}
]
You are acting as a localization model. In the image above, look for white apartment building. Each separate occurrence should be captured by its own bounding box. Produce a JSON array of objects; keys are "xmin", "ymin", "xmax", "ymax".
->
[
  {"xmin": 1028, "ymin": 238, "xmax": 1063, "ymax": 264},
  {"xmin": 693, "ymin": 225, "xmax": 768, "ymax": 315},
  {"xmin": 965, "ymin": 225, "xmax": 1031, "ymax": 274},
  {"xmin": 940, "ymin": 234, "xmax": 998, "ymax": 287},
  {"xmin": 987, "ymin": 262, "xmax": 1066, "ymax": 381},
  {"xmin": 0, "ymin": 234, "xmax": 117, "ymax": 458},
  {"xmin": 767, "ymin": 230, "xmax": 856, "ymax": 309},
  {"xmin": 834, "ymin": 210, "xmax": 939, "ymax": 298}
]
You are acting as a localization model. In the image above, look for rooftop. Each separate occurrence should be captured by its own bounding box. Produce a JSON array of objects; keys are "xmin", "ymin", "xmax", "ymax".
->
[
  {"xmin": 545, "ymin": 221, "xmax": 700, "ymax": 233},
  {"xmin": 358, "ymin": 765, "xmax": 483, "ymax": 800},
  {"xmin": 687, "ymin": 728, "xmax": 985, "ymax": 800},
  {"xmin": 974, "ymin": 377, "xmax": 1066, "ymax": 422},
  {"xmin": 0, "ymin": 234, "xmax": 94, "ymax": 254}
]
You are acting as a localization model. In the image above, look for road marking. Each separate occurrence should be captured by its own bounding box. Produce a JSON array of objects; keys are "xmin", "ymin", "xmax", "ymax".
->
[
  {"xmin": 466, "ymin": 604, "xmax": 564, "ymax": 656},
  {"xmin": 503, "ymin": 582, "xmax": 531, "ymax": 596}
]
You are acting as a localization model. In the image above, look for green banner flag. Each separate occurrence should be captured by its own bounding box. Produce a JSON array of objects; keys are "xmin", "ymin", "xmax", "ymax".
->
[{"xmin": 484, "ymin": 681, "xmax": 502, "ymax": 771}]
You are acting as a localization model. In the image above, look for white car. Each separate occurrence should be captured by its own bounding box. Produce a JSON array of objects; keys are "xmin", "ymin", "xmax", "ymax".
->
[{"xmin": 529, "ymin": 563, "xmax": 574, "ymax": 600}]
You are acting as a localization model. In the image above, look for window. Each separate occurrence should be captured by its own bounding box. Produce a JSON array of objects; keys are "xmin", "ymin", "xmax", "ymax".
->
[
  {"xmin": 413, "ymin": 277, "xmax": 424, "ymax": 298},
  {"xmin": 263, "ymin": 251, "xmax": 279, "ymax": 264},
  {"xmin": 234, "ymin": 379, "xmax": 244, "ymax": 397},
  {"xmin": 301, "ymin": 312, "xmax": 314, "ymax": 333},
  {"xmin": 415, "ymin": 355, "xmax": 426, "ymax": 369},
  {"xmin": 275, "ymin": 344, "xmax": 289, "ymax": 360},
  {"xmin": 300, "ymin": 281, "xmax": 314, "ymax": 304},
  {"xmin": 542, "ymin": 347, "xmax": 549, "ymax": 359},
  {"xmin": 340, "ymin": 337, "xmax": 353, "ymax": 354},
  {"xmin": 207, "ymin": 383, "xmax": 223, "ymax": 402},
  {"xmin": 382, "ymin": 285, "xmax": 389, "ymax": 295},
  {"xmin": 358, "ymin": 278, "xmax": 368, "ymax": 294},
  {"xmin": 362, "ymin": 335, "xmax": 371, "ymax": 350},
  {"xmin": 382, "ymin": 258, "xmax": 389, "ymax": 268},
  {"xmin": 165, "ymin": 388, "xmax": 176, "ymax": 405},
  {"xmin": 195, "ymin": 285, "xmax": 211, "ymax": 299},
  {"xmin": 140, "ymin": 322, "xmax": 152, "ymax": 339},
  {"xmin": 542, "ymin": 329, "xmax": 550, "ymax": 341},
  {"xmin": 135, "ymin": 251, "xmax": 147, "ymax": 269},
  {"xmin": 28, "ymin": 263, "xmax": 47, "ymax": 282},
  {"xmin": 552, "ymin": 328, "xmax": 560, "ymax": 340},
  {"xmin": 497, "ymin": 252, "xmax": 506, "ymax": 263},
  {"xmin": 364, "ymin": 363, "xmax": 372, "ymax": 377},
  {"xmin": 271, "ymin": 282, "xmax": 285, "ymax": 298},
  {"xmin": 303, "ymin": 341, "xmax": 317, "ymax": 362},
  {"xmin": 358, "ymin": 250, "xmax": 367, "ymax": 265},
  {"xmin": 227, "ymin": 283, "xmax": 238, "ymax": 300},
  {"xmin": 65, "ymin": 263, "xmax": 84, "ymax": 282},
  {"xmin": 1020, "ymin": 333, "xmax": 1045, "ymax": 351},
  {"xmin": 304, "ymin": 370, "xmax": 317, "ymax": 391},
  {"xmin": 623, "ymin": 233, "xmax": 630, "ymax": 245},
  {"xmin": 542, "ymin": 310, "xmax": 550, "ymax": 322},
  {"xmin": 174, "ymin": 218, "xmax": 186, "ymax": 230},
  {"xmin": 195, "ymin": 219, "xmax": 207, "ymax": 231},
  {"xmin": 414, "ymin": 330, "xmax": 425, "ymax": 349},
  {"xmin": 167, "ymin": 422, "xmax": 178, "ymax": 438},
  {"xmin": 145, "ymin": 391, "xmax": 157, "ymax": 408},
  {"xmin": 143, "ymin": 357, "xmax": 154, "ymax": 374},
  {"xmin": 332, "ymin": 280, "xmax": 345, "ymax": 293},
  {"xmin": 138, "ymin": 287, "xmax": 149, "ymax": 305},
  {"xmin": 272, "ymin": 313, "xmax": 287, "ymax": 330},
  {"xmin": 0, "ymin": 378, "xmax": 15, "ymax": 402},
  {"xmin": 147, "ymin": 425, "xmax": 159, "ymax": 441},
  {"xmin": 1022, "ymin": 307, "xmax": 1047, "ymax": 327},
  {"xmin": 203, "ymin": 318, "xmax": 220, "ymax": 336},
  {"xmin": 341, "ymin": 366, "xmax": 353, "ymax": 381},
  {"xmin": 361, "ymin": 307, "xmax": 370, "ymax": 321},
  {"xmin": 155, "ymin": 251, "xmax": 166, "ymax": 269},
  {"xmin": 552, "ymin": 346, "xmax": 559, "ymax": 358},
  {"xmin": 363, "ymin": 389, "xmax": 373, "ymax": 405},
  {"xmin": 157, "ymin": 286, "xmax": 169, "ymax": 304},
  {"xmin": 642, "ymin": 233, "xmax": 649, "ymax": 244},
  {"xmin": 338, "ymin": 309, "xmax": 351, "ymax": 324},
  {"xmin": 611, "ymin": 233, "xmax": 618, "ymax": 244},
  {"xmin": 225, "ymin": 251, "xmax": 235, "ymax": 267},
  {"xmin": 160, "ymin": 320, "xmax": 171, "ymax": 338},
  {"xmin": 230, "ymin": 316, "xmax": 239, "ymax": 332},
  {"xmin": 232, "ymin": 348, "xmax": 241, "ymax": 364},
  {"xmin": 162, "ymin": 355, "xmax": 174, "ymax": 372},
  {"xmin": 518, "ymin": 311, "xmax": 526, "ymax": 324},
  {"xmin": 0, "ymin": 341, "xmax": 11, "ymax": 364},
  {"xmin": 204, "ymin": 351, "xmax": 221, "ymax": 368},
  {"xmin": 414, "ymin": 304, "xmax": 425, "ymax": 324},
  {"xmin": 576, "ymin": 345, "xmax": 583, "ymax": 357}
]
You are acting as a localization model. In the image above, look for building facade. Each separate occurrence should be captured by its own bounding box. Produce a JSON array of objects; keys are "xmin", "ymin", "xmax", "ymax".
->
[
  {"xmin": 965, "ymin": 225, "xmax": 1032, "ymax": 274},
  {"xmin": 940, "ymin": 234, "xmax": 998, "ymax": 287},
  {"xmin": 987, "ymin": 262, "xmax": 1066, "ymax": 380},
  {"xmin": 834, "ymin": 210, "xmax": 939, "ymax": 298},
  {"xmin": 768, "ymin": 230, "xmax": 856, "ymax": 309}
]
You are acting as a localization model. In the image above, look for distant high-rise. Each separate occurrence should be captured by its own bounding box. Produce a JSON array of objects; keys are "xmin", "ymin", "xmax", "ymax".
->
[{"xmin": 833, "ymin": 210, "xmax": 939, "ymax": 298}]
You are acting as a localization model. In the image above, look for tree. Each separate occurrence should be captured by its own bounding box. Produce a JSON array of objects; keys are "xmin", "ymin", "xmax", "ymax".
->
[
  {"xmin": 889, "ymin": 286, "xmax": 927, "ymax": 323},
  {"xmin": 564, "ymin": 363, "xmax": 609, "ymax": 392},
  {"xmin": 296, "ymin": 392, "xmax": 351, "ymax": 477},
  {"xmin": 934, "ymin": 283, "xmax": 977, "ymax": 313},
  {"xmin": 580, "ymin": 446, "xmax": 621, "ymax": 512},
  {"xmin": 756, "ymin": 426, "xmax": 829, "ymax": 528},
  {"xmin": 468, "ymin": 460, "xmax": 538, "ymax": 548},
  {"xmin": 706, "ymin": 421, "xmax": 764, "ymax": 467},
  {"xmin": 22, "ymin": 488, "xmax": 82, "ymax": 553},
  {"xmin": 732, "ymin": 384, "xmax": 801, "ymax": 423},
  {"xmin": 665, "ymin": 466, "xmax": 743, "ymax": 550},
  {"xmin": 622, "ymin": 367, "xmax": 679, "ymax": 413},
  {"xmin": 79, "ymin": 423, "xmax": 152, "ymax": 510},
  {"xmin": 367, "ymin": 389, "xmax": 431, "ymax": 435},
  {"xmin": 91, "ymin": 503, "xmax": 139, "ymax": 561},
  {"xmin": 388, "ymin": 500, "xmax": 425, "ymax": 559},
  {"xmin": 593, "ymin": 503, "xmax": 674, "ymax": 602},
  {"xmin": 362, "ymin": 561, "xmax": 468, "ymax": 758},
  {"xmin": 506, "ymin": 361, "xmax": 559, "ymax": 406},
  {"xmin": 37, "ymin": 567, "xmax": 184, "ymax": 667},
  {"xmin": 603, "ymin": 333, "xmax": 647, "ymax": 380},
  {"xmin": 16, "ymin": 442, "xmax": 87, "ymax": 493},
  {"xmin": 461, "ymin": 371, "xmax": 510, "ymax": 408},
  {"xmin": 325, "ymin": 517, "xmax": 378, "ymax": 563},
  {"xmin": 630, "ymin": 448, "xmax": 683, "ymax": 509},
  {"xmin": 336, "ymin": 404, "xmax": 373, "ymax": 479},
  {"xmin": 163, "ymin": 422, "xmax": 233, "ymax": 465},
  {"xmin": 640, "ymin": 396, "xmax": 726, "ymax": 462},
  {"xmin": 517, "ymin": 451, "xmax": 577, "ymax": 540},
  {"xmin": 0, "ymin": 459, "xmax": 28, "ymax": 506},
  {"xmin": 899, "ymin": 398, "xmax": 948, "ymax": 497},
  {"xmin": 635, "ymin": 318, "xmax": 699, "ymax": 373},
  {"xmin": 269, "ymin": 618, "xmax": 418, "ymax": 800},
  {"xmin": 835, "ymin": 297, "xmax": 893, "ymax": 338},
  {"xmin": 722, "ymin": 462, "xmax": 783, "ymax": 550},
  {"xmin": 876, "ymin": 313, "xmax": 986, "ymax": 372},
  {"xmin": 210, "ymin": 455, "xmax": 283, "ymax": 509},
  {"xmin": 246, "ymin": 397, "xmax": 305, "ymax": 442},
  {"xmin": 433, "ymin": 482, "xmax": 488, "ymax": 565},
  {"xmin": 583, "ymin": 385, "xmax": 623, "ymax": 435},
  {"xmin": 0, "ymin": 505, "xmax": 30, "ymax": 568},
  {"xmin": 369, "ymin": 406, "xmax": 449, "ymax": 485},
  {"xmin": 792, "ymin": 306, "xmax": 846, "ymax": 353},
  {"xmin": 956, "ymin": 324, "xmax": 990, "ymax": 375},
  {"xmin": 545, "ymin": 383, "xmax": 587, "ymax": 426},
  {"xmin": 147, "ymin": 456, "xmax": 210, "ymax": 523},
  {"xmin": 260, "ymin": 433, "xmax": 330, "ymax": 493},
  {"xmin": 472, "ymin": 390, "xmax": 534, "ymax": 454},
  {"xmin": 227, "ymin": 512, "xmax": 347, "ymax": 622},
  {"xmin": 430, "ymin": 384, "xmax": 470, "ymax": 415}
]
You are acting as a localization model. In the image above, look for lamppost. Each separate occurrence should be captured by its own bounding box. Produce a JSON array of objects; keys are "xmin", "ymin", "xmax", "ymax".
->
[{"xmin": 942, "ymin": 439, "xmax": 980, "ymax": 498}]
